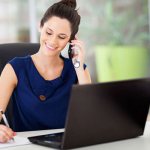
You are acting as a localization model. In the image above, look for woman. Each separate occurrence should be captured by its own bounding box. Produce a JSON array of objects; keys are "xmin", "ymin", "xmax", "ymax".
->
[{"xmin": 0, "ymin": 0, "xmax": 91, "ymax": 143}]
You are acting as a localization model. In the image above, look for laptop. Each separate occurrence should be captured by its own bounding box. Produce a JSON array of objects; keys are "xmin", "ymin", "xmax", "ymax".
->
[{"xmin": 28, "ymin": 78, "xmax": 150, "ymax": 149}]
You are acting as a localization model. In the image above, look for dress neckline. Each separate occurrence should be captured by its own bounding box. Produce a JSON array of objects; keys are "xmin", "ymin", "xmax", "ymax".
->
[{"xmin": 28, "ymin": 55, "xmax": 66, "ymax": 83}]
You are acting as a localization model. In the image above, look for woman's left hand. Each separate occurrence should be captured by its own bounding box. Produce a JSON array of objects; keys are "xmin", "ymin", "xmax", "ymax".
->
[{"xmin": 70, "ymin": 37, "xmax": 85, "ymax": 69}]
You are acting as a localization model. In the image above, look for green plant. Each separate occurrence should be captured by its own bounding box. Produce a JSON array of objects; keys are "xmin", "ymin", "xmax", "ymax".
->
[
  {"xmin": 95, "ymin": 0, "xmax": 149, "ymax": 47},
  {"xmin": 95, "ymin": 45, "xmax": 150, "ymax": 82}
]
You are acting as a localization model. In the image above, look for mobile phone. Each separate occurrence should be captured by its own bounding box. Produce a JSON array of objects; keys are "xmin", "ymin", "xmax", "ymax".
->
[
  {"xmin": 68, "ymin": 41, "xmax": 80, "ymax": 68},
  {"xmin": 68, "ymin": 37, "xmax": 75, "ymax": 59},
  {"xmin": 68, "ymin": 44, "xmax": 73, "ymax": 59}
]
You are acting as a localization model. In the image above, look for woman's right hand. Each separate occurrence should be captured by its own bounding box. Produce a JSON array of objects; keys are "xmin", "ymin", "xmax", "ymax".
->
[{"xmin": 0, "ymin": 124, "xmax": 16, "ymax": 143}]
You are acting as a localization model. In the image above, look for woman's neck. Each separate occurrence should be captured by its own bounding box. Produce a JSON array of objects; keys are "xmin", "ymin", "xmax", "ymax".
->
[{"xmin": 32, "ymin": 52, "xmax": 63, "ymax": 71}]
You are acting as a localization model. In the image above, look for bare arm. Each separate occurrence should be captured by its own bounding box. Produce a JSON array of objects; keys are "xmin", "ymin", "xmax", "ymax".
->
[
  {"xmin": 71, "ymin": 38, "xmax": 92, "ymax": 84},
  {"xmin": 0, "ymin": 64, "xmax": 17, "ymax": 142},
  {"xmin": 75, "ymin": 67, "xmax": 91, "ymax": 84},
  {"xmin": 0, "ymin": 64, "xmax": 17, "ymax": 112}
]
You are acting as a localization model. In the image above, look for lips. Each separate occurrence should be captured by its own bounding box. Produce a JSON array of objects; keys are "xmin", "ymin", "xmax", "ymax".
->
[{"xmin": 45, "ymin": 43, "xmax": 55, "ymax": 51}]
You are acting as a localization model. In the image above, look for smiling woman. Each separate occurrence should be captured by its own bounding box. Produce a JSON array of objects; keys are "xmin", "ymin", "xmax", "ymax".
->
[
  {"xmin": 39, "ymin": 16, "xmax": 71, "ymax": 56},
  {"xmin": 0, "ymin": 0, "xmax": 91, "ymax": 143}
]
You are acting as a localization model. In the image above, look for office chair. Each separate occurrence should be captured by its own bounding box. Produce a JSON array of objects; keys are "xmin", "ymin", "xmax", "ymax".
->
[{"xmin": 0, "ymin": 43, "xmax": 40, "ymax": 128}]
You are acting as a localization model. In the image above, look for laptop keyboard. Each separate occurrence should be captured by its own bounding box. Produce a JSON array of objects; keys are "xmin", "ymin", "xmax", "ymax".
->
[
  {"xmin": 43, "ymin": 132, "xmax": 63, "ymax": 142},
  {"xmin": 29, "ymin": 132, "xmax": 64, "ymax": 143}
]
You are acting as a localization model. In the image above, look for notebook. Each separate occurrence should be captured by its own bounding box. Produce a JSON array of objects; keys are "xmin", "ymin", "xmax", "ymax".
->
[{"xmin": 28, "ymin": 78, "xmax": 150, "ymax": 149}]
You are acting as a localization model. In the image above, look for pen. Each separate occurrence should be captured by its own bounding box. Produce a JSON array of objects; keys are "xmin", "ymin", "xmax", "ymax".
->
[{"xmin": 0, "ymin": 109, "xmax": 14, "ymax": 142}]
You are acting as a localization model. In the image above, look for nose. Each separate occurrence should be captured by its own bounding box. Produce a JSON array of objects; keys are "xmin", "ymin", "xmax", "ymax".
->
[{"xmin": 49, "ymin": 35, "xmax": 57, "ymax": 46}]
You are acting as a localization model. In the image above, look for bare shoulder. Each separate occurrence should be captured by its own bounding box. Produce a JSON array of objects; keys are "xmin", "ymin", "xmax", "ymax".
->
[
  {"xmin": 0, "ymin": 64, "xmax": 17, "ymax": 111},
  {"xmin": 0, "ymin": 63, "xmax": 18, "ymax": 86}
]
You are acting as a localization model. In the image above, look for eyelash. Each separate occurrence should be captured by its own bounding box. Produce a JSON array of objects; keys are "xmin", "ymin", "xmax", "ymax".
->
[
  {"xmin": 59, "ymin": 37, "xmax": 65, "ymax": 39},
  {"xmin": 46, "ymin": 32, "xmax": 52, "ymax": 35},
  {"xmin": 46, "ymin": 32, "xmax": 66, "ymax": 40}
]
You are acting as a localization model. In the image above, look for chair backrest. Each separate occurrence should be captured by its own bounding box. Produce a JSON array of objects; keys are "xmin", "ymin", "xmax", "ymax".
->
[
  {"xmin": 0, "ymin": 43, "xmax": 40, "ymax": 128},
  {"xmin": 0, "ymin": 43, "xmax": 40, "ymax": 74}
]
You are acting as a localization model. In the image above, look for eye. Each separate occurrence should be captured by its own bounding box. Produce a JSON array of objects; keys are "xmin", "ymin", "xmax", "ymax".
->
[
  {"xmin": 58, "ymin": 36, "xmax": 66, "ymax": 39},
  {"xmin": 46, "ymin": 32, "xmax": 52, "ymax": 35}
]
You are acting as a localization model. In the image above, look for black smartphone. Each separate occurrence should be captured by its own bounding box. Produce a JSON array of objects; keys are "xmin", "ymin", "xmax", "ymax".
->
[
  {"xmin": 68, "ymin": 44, "xmax": 73, "ymax": 59},
  {"xmin": 68, "ymin": 37, "xmax": 76, "ymax": 59}
]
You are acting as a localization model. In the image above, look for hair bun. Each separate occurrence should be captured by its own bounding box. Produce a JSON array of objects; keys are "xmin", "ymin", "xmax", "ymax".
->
[{"xmin": 61, "ymin": 0, "xmax": 76, "ymax": 9}]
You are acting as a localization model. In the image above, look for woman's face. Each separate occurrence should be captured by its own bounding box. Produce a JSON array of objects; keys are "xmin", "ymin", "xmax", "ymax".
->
[{"xmin": 39, "ymin": 16, "xmax": 72, "ymax": 57}]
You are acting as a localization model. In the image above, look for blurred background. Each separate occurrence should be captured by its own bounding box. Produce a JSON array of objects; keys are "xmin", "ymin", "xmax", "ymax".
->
[{"xmin": 0, "ymin": 0, "xmax": 150, "ymax": 83}]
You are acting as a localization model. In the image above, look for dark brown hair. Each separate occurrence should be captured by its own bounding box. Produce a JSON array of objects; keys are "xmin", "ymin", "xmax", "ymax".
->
[{"xmin": 40, "ymin": 0, "xmax": 81, "ymax": 41}]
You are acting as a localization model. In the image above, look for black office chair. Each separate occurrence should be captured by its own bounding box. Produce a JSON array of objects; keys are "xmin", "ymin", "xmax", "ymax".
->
[{"xmin": 0, "ymin": 43, "xmax": 40, "ymax": 128}]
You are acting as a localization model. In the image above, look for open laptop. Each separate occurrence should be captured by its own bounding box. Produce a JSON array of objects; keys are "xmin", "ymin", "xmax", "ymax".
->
[{"xmin": 28, "ymin": 78, "xmax": 150, "ymax": 149}]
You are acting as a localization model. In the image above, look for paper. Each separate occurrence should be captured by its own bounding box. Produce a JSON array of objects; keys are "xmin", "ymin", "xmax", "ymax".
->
[{"xmin": 0, "ymin": 136, "xmax": 31, "ymax": 148}]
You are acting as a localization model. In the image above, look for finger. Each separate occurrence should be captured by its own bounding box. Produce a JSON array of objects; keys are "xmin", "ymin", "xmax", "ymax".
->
[
  {"xmin": 71, "ymin": 43, "xmax": 82, "ymax": 51},
  {"xmin": 71, "ymin": 45, "xmax": 80, "ymax": 52},
  {"xmin": 71, "ymin": 42, "xmax": 84, "ymax": 52},
  {"xmin": 71, "ymin": 40, "xmax": 83, "ymax": 46},
  {"xmin": 0, "ymin": 131, "xmax": 10, "ymax": 143},
  {"xmin": 0, "ymin": 125, "xmax": 14, "ymax": 139}
]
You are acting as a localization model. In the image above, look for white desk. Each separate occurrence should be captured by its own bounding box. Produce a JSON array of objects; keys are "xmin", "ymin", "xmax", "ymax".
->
[{"xmin": 1, "ymin": 121, "xmax": 150, "ymax": 150}]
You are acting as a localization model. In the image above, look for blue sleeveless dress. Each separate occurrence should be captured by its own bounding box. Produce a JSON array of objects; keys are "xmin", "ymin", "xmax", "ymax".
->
[{"xmin": 9, "ymin": 55, "xmax": 84, "ymax": 131}]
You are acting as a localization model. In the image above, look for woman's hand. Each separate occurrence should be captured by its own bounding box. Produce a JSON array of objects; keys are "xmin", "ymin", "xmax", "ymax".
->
[
  {"xmin": 70, "ymin": 37, "xmax": 91, "ymax": 84},
  {"xmin": 0, "ymin": 124, "xmax": 16, "ymax": 143},
  {"xmin": 70, "ymin": 37, "xmax": 85, "ymax": 70}
]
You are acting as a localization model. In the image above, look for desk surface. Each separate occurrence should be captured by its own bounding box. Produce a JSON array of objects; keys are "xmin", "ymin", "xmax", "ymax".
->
[{"xmin": 1, "ymin": 121, "xmax": 150, "ymax": 150}]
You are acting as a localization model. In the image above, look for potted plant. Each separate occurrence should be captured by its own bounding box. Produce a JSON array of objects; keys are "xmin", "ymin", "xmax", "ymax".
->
[{"xmin": 94, "ymin": 0, "xmax": 149, "ymax": 82}]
